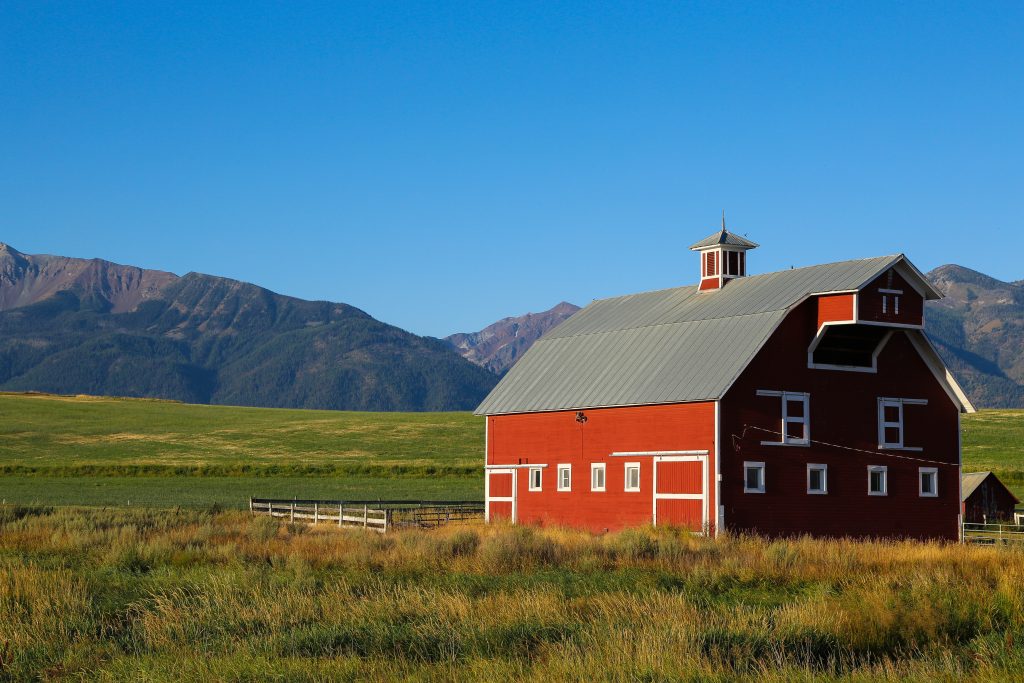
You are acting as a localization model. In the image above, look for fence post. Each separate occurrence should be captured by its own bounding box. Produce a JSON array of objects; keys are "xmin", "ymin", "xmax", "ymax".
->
[
  {"xmin": 314, "ymin": 502, "xmax": 319, "ymax": 524},
  {"xmin": 249, "ymin": 497, "xmax": 254, "ymax": 515},
  {"xmin": 363, "ymin": 504, "xmax": 368, "ymax": 528},
  {"xmin": 339, "ymin": 502, "xmax": 344, "ymax": 527},
  {"xmin": 290, "ymin": 502, "xmax": 295, "ymax": 522}
]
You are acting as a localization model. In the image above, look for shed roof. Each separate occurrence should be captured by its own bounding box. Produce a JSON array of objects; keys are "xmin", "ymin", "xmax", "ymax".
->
[{"xmin": 476, "ymin": 254, "xmax": 966, "ymax": 416}]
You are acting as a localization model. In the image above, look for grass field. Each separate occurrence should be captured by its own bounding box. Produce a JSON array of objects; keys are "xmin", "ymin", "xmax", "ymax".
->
[
  {"xmin": 0, "ymin": 393, "xmax": 1021, "ymax": 507},
  {"xmin": 1, "ymin": 506, "xmax": 1022, "ymax": 681}
]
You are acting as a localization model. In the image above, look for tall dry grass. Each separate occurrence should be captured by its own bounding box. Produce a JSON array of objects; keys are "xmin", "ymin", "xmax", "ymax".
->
[{"xmin": 0, "ymin": 505, "xmax": 1021, "ymax": 681}]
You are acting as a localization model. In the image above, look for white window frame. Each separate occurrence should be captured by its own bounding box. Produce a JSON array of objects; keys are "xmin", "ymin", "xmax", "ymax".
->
[
  {"xmin": 878, "ymin": 397, "xmax": 927, "ymax": 451},
  {"xmin": 557, "ymin": 464, "xmax": 571, "ymax": 492},
  {"xmin": 919, "ymin": 467, "xmax": 938, "ymax": 497},
  {"xmin": 868, "ymin": 465, "xmax": 888, "ymax": 496},
  {"xmin": 624, "ymin": 462, "xmax": 641, "ymax": 492},
  {"xmin": 756, "ymin": 390, "xmax": 810, "ymax": 446},
  {"xmin": 807, "ymin": 463, "xmax": 828, "ymax": 495},
  {"xmin": 528, "ymin": 466, "xmax": 542, "ymax": 492},
  {"xmin": 744, "ymin": 461, "xmax": 765, "ymax": 494},
  {"xmin": 590, "ymin": 463, "xmax": 606, "ymax": 492}
]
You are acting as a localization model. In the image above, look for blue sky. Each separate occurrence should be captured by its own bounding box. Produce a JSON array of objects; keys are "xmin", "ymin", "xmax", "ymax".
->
[{"xmin": 2, "ymin": 2, "xmax": 1022, "ymax": 337}]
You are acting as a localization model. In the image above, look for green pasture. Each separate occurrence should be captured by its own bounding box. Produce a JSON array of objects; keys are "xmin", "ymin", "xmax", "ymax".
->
[{"xmin": 0, "ymin": 392, "xmax": 1021, "ymax": 508}]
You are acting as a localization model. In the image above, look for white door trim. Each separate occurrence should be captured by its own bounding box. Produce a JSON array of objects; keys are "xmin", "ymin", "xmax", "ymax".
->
[
  {"xmin": 652, "ymin": 454, "xmax": 709, "ymax": 533},
  {"xmin": 485, "ymin": 468, "xmax": 517, "ymax": 524}
]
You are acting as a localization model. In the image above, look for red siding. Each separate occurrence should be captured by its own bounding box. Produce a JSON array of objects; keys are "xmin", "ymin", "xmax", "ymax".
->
[
  {"xmin": 816, "ymin": 293, "xmax": 855, "ymax": 329},
  {"xmin": 858, "ymin": 269, "xmax": 924, "ymax": 326},
  {"xmin": 487, "ymin": 403, "xmax": 716, "ymax": 532},
  {"xmin": 699, "ymin": 277, "xmax": 721, "ymax": 291},
  {"xmin": 721, "ymin": 298, "xmax": 960, "ymax": 540}
]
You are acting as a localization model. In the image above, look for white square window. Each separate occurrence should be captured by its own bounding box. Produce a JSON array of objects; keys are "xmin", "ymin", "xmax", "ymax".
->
[
  {"xmin": 919, "ymin": 467, "xmax": 938, "ymax": 497},
  {"xmin": 868, "ymin": 465, "xmax": 888, "ymax": 496},
  {"xmin": 807, "ymin": 464, "xmax": 828, "ymax": 495},
  {"xmin": 557, "ymin": 464, "xmax": 571, "ymax": 492},
  {"xmin": 756, "ymin": 391, "xmax": 810, "ymax": 446},
  {"xmin": 591, "ymin": 463, "xmax": 606, "ymax": 492},
  {"xmin": 744, "ymin": 461, "xmax": 765, "ymax": 494},
  {"xmin": 624, "ymin": 463, "xmax": 641, "ymax": 492},
  {"xmin": 528, "ymin": 467, "xmax": 542, "ymax": 492}
]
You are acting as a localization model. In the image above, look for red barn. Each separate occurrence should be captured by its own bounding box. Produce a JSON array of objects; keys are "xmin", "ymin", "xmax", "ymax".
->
[{"xmin": 476, "ymin": 224, "xmax": 975, "ymax": 540}]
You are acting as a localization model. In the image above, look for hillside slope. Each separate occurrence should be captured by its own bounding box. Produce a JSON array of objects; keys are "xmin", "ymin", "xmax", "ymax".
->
[
  {"xmin": 925, "ymin": 265, "xmax": 1024, "ymax": 408},
  {"xmin": 444, "ymin": 301, "xmax": 580, "ymax": 375},
  {"xmin": 0, "ymin": 244, "xmax": 497, "ymax": 410}
]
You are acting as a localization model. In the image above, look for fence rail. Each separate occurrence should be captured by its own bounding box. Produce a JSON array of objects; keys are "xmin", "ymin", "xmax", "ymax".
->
[
  {"xmin": 250, "ymin": 498, "xmax": 484, "ymax": 533},
  {"xmin": 963, "ymin": 522, "xmax": 1024, "ymax": 545}
]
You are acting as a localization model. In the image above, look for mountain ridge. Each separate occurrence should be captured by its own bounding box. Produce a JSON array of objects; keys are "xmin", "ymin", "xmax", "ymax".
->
[{"xmin": 0, "ymin": 244, "xmax": 497, "ymax": 411}]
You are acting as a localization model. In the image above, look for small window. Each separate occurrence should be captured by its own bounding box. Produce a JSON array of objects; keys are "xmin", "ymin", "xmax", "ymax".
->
[
  {"xmin": 528, "ymin": 467, "xmax": 542, "ymax": 492},
  {"xmin": 756, "ymin": 390, "xmax": 810, "ymax": 445},
  {"xmin": 624, "ymin": 463, "xmax": 641, "ymax": 492},
  {"xmin": 807, "ymin": 464, "xmax": 828, "ymax": 495},
  {"xmin": 744, "ymin": 461, "xmax": 765, "ymax": 494},
  {"xmin": 868, "ymin": 465, "xmax": 888, "ymax": 496},
  {"xmin": 557, "ymin": 464, "xmax": 571, "ymax": 492},
  {"xmin": 591, "ymin": 463, "xmax": 606, "ymax": 492},
  {"xmin": 919, "ymin": 467, "xmax": 938, "ymax": 497}
]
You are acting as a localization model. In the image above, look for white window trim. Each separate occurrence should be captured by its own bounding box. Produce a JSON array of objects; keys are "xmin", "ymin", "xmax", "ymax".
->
[
  {"xmin": 557, "ymin": 464, "xmax": 571, "ymax": 492},
  {"xmin": 528, "ymin": 466, "xmax": 542, "ymax": 492},
  {"xmin": 590, "ymin": 463, "xmax": 606, "ymax": 492},
  {"xmin": 744, "ymin": 461, "xmax": 765, "ymax": 494},
  {"xmin": 878, "ymin": 397, "xmax": 927, "ymax": 451},
  {"xmin": 807, "ymin": 463, "xmax": 828, "ymax": 495},
  {"xmin": 624, "ymin": 462, "xmax": 641, "ymax": 492},
  {"xmin": 756, "ymin": 390, "xmax": 810, "ymax": 446},
  {"xmin": 919, "ymin": 467, "xmax": 938, "ymax": 497},
  {"xmin": 868, "ymin": 465, "xmax": 888, "ymax": 496}
]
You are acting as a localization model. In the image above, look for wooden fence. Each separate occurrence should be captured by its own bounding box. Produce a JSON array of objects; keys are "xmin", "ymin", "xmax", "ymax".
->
[
  {"xmin": 250, "ymin": 498, "xmax": 484, "ymax": 533},
  {"xmin": 963, "ymin": 522, "xmax": 1024, "ymax": 545}
]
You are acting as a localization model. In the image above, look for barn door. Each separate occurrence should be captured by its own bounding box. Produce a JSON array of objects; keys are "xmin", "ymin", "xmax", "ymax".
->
[
  {"xmin": 485, "ymin": 468, "xmax": 516, "ymax": 523},
  {"xmin": 653, "ymin": 455, "xmax": 707, "ymax": 533}
]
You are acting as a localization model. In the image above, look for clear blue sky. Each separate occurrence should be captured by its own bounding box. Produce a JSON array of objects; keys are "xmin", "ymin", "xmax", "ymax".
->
[{"xmin": 2, "ymin": 2, "xmax": 1022, "ymax": 337}]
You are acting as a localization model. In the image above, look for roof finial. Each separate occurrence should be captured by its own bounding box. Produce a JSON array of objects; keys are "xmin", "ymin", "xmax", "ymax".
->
[{"xmin": 721, "ymin": 209, "xmax": 726, "ymax": 232}]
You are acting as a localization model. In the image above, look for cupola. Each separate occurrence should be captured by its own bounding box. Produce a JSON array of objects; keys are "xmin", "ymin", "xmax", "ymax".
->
[{"xmin": 689, "ymin": 213, "xmax": 758, "ymax": 291}]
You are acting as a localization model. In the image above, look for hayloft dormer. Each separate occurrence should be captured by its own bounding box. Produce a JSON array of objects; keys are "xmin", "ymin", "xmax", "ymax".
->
[{"xmin": 689, "ymin": 216, "xmax": 758, "ymax": 291}]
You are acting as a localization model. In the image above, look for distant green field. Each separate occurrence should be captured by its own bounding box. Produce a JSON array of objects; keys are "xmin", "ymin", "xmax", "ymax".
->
[
  {"xmin": 0, "ymin": 393, "xmax": 481, "ymax": 473},
  {"xmin": 0, "ymin": 393, "xmax": 1021, "ymax": 507}
]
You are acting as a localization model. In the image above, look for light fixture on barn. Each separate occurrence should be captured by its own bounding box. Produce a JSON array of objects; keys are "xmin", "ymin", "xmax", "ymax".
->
[{"xmin": 575, "ymin": 411, "xmax": 587, "ymax": 424}]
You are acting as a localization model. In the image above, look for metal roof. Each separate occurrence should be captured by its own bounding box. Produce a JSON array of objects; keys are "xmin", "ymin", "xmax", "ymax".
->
[
  {"xmin": 475, "ymin": 254, "xmax": 944, "ymax": 416},
  {"xmin": 689, "ymin": 229, "xmax": 760, "ymax": 251}
]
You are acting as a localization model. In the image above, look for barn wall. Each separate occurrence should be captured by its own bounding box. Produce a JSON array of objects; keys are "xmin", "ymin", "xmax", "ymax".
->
[
  {"xmin": 858, "ymin": 269, "xmax": 924, "ymax": 327},
  {"xmin": 721, "ymin": 297, "xmax": 960, "ymax": 540},
  {"xmin": 487, "ymin": 402, "xmax": 716, "ymax": 532},
  {"xmin": 815, "ymin": 293, "xmax": 856, "ymax": 329}
]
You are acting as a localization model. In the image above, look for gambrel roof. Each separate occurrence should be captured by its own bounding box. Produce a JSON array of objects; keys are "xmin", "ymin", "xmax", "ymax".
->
[{"xmin": 475, "ymin": 254, "xmax": 972, "ymax": 416}]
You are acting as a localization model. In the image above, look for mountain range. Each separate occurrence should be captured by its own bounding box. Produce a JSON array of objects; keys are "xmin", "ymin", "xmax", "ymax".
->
[
  {"xmin": 0, "ymin": 244, "xmax": 497, "ymax": 411},
  {"xmin": 1, "ymin": 243, "xmax": 1022, "ymax": 410}
]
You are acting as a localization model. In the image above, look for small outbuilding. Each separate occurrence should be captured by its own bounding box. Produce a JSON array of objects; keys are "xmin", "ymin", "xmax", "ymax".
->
[{"xmin": 961, "ymin": 471, "xmax": 1020, "ymax": 524}]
